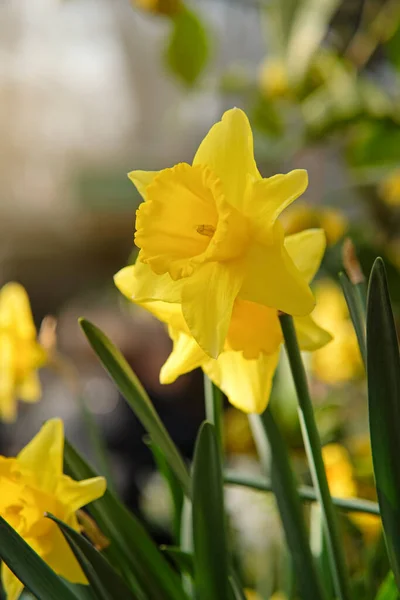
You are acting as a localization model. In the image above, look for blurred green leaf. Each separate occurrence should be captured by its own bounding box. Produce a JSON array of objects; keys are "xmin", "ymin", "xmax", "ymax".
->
[
  {"xmin": 367, "ymin": 258, "xmax": 400, "ymax": 591},
  {"xmin": 64, "ymin": 439, "xmax": 188, "ymax": 600},
  {"xmin": 47, "ymin": 514, "xmax": 136, "ymax": 600},
  {"xmin": 79, "ymin": 319, "xmax": 190, "ymax": 496},
  {"xmin": 166, "ymin": 7, "xmax": 209, "ymax": 86},
  {"xmin": 286, "ymin": 0, "xmax": 340, "ymax": 82},
  {"xmin": 376, "ymin": 572, "xmax": 399, "ymax": 600},
  {"xmin": 161, "ymin": 547, "xmax": 194, "ymax": 576},
  {"xmin": 0, "ymin": 516, "xmax": 78, "ymax": 600},
  {"xmin": 348, "ymin": 121, "xmax": 400, "ymax": 168},
  {"xmin": 339, "ymin": 271, "xmax": 367, "ymax": 367},
  {"xmin": 192, "ymin": 422, "xmax": 230, "ymax": 600}
]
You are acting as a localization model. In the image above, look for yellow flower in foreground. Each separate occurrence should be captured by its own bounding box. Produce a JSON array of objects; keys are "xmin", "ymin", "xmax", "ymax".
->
[
  {"xmin": 379, "ymin": 169, "xmax": 400, "ymax": 206},
  {"xmin": 116, "ymin": 228, "xmax": 331, "ymax": 413},
  {"xmin": 282, "ymin": 202, "xmax": 347, "ymax": 246},
  {"xmin": 119, "ymin": 108, "xmax": 316, "ymax": 359},
  {"xmin": 0, "ymin": 419, "xmax": 106, "ymax": 600},
  {"xmin": 312, "ymin": 280, "xmax": 362, "ymax": 383},
  {"xmin": 0, "ymin": 283, "xmax": 46, "ymax": 422}
]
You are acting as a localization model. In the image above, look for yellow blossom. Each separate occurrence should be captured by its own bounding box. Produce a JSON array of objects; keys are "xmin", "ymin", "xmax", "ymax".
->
[
  {"xmin": 312, "ymin": 280, "xmax": 363, "ymax": 383},
  {"xmin": 259, "ymin": 57, "xmax": 290, "ymax": 99},
  {"xmin": 0, "ymin": 419, "xmax": 106, "ymax": 600},
  {"xmin": 118, "ymin": 108, "xmax": 317, "ymax": 359},
  {"xmin": 115, "ymin": 228, "xmax": 331, "ymax": 414},
  {"xmin": 282, "ymin": 202, "xmax": 347, "ymax": 246},
  {"xmin": 379, "ymin": 169, "xmax": 400, "ymax": 206},
  {"xmin": 0, "ymin": 283, "xmax": 47, "ymax": 422},
  {"xmin": 245, "ymin": 590, "xmax": 263, "ymax": 600}
]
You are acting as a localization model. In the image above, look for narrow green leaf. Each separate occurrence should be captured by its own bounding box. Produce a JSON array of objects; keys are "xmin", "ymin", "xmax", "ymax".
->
[
  {"xmin": 224, "ymin": 470, "xmax": 380, "ymax": 515},
  {"xmin": 375, "ymin": 572, "xmax": 399, "ymax": 600},
  {"xmin": 249, "ymin": 410, "xmax": 326, "ymax": 600},
  {"xmin": 161, "ymin": 547, "xmax": 194, "ymax": 576},
  {"xmin": 64, "ymin": 439, "xmax": 188, "ymax": 600},
  {"xmin": 367, "ymin": 257, "xmax": 400, "ymax": 590},
  {"xmin": 339, "ymin": 271, "xmax": 366, "ymax": 366},
  {"xmin": 145, "ymin": 437, "xmax": 184, "ymax": 542},
  {"xmin": 79, "ymin": 318, "xmax": 190, "ymax": 496},
  {"xmin": 0, "ymin": 516, "xmax": 78, "ymax": 600},
  {"xmin": 47, "ymin": 514, "xmax": 136, "ymax": 600},
  {"xmin": 192, "ymin": 422, "xmax": 230, "ymax": 600},
  {"xmin": 166, "ymin": 7, "xmax": 210, "ymax": 86}
]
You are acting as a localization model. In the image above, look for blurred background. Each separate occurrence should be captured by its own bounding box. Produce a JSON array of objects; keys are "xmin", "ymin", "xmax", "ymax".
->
[{"xmin": 2, "ymin": 0, "xmax": 400, "ymax": 596}]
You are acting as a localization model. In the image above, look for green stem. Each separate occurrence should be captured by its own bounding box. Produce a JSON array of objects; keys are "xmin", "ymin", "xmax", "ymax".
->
[
  {"xmin": 280, "ymin": 313, "xmax": 351, "ymax": 600},
  {"xmin": 223, "ymin": 471, "xmax": 380, "ymax": 515},
  {"xmin": 203, "ymin": 374, "xmax": 224, "ymax": 456},
  {"xmin": 249, "ymin": 410, "xmax": 326, "ymax": 600}
]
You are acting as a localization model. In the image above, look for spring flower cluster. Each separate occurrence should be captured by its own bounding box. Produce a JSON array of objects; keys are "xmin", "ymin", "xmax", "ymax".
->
[
  {"xmin": 115, "ymin": 108, "xmax": 332, "ymax": 413},
  {"xmin": 0, "ymin": 419, "xmax": 106, "ymax": 600}
]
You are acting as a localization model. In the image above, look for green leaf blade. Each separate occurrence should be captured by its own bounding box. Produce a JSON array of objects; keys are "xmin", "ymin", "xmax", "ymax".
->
[
  {"xmin": 192, "ymin": 422, "xmax": 230, "ymax": 600},
  {"xmin": 367, "ymin": 257, "xmax": 400, "ymax": 590},
  {"xmin": 79, "ymin": 318, "xmax": 190, "ymax": 496}
]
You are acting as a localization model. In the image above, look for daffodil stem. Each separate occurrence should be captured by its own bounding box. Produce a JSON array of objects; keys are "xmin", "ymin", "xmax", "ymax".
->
[
  {"xmin": 203, "ymin": 375, "xmax": 224, "ymax": 456},
  {"xmin": 280, "ymin": 313, "xmax": 351, "ymax": 600},
  {"xmin": 249, "ymin": 410, "xmax": 326, "ymax": 600}
]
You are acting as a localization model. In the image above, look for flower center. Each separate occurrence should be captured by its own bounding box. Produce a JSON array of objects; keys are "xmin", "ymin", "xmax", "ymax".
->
[{"xmin": 135, "ymin": 162, "xmax": 249, "ymax": 280}]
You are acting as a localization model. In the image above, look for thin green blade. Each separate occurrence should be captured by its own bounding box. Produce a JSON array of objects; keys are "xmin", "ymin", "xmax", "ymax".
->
[
  {"xmin": 64, "ymin": 439, "xmax": 188, "ymax": 600},
  {"xmin": 47, "ymin": 513, "xmax": 136, "ymax": 600},
  {"xmin": 367, "ymin": 258, "xmax": 400, "ymax": 590},
  {"xmin": 375, "ymin": 572, "xmax": 399, "ymax": 600},
  {"xmin": 192, "ymin": 422, "xmax": 230, "ymax": 600},
  {"xmin": 339, "ymin": 271, "xmax": 366, "ymax": 366},
  {"xmin": 0, "ymin": 516, "xmax": 78, "ymax": 600},
  {"xmin": 79, "ymin": 318, "xmax": 190, "ymax": 496}
]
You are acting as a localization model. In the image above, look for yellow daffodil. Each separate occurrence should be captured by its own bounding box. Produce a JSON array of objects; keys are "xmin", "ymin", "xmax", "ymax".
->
[
  {"xmin": 116, "ymin": 228, "xmax": 331, "ymax": 413},
  {"xmin": 119, "ymin": 108, "xmax": 317, "ymax": 359},
  {"xmin": 379, "ymin": 169, "xmax": 400, "ymax": 206},
  {"xmin": 312, "ymin": 280, "xmax": 363, "ymax": 383},
  {"xmin": 282, "ymin": 202, "xmax": 347, "ymax": 246},
  {"xmin": 0, "ymin": 419, "xmax": 106, "ymax": 600},
  {"xmin": 0, "ymin": 283, "xmax": 47, "ymax": 422}
]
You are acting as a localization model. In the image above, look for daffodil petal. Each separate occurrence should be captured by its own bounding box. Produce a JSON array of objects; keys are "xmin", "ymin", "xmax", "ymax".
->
[
  {"xmin": 114, "ymin": 262, "xmax": 183, "ymax": 304},
  {"xmin": 56, "ymin": 475, "xmax": 106, "ymax": 513},
  {"xmin": 0, "ymin": 283, "xmax": 37, "ymax": 339},
  {"xmin": 128, "ymin": 170, "xmax": 159, "ymax": 199},
  {"xmin": 246, "ymin": 170, "xmax": 308, "ymax": 242},
  {"xmin": 160, "ymin": 329, "xmax": 207, "ymax": 383},
  {"xmin": 17, "ymin": 372, "xmax": 41, "ymax": 402},
  {"xmin": 139, "ymin": 301, "xmax": 187, "ymax": 332},
  {"xmin": 181, "ymin": 260, "xmax": 245, "ymax": 358},
  {"xmin": 227, "ymin": 300, "xmax": 282, "ymax": 358},
  {"xmin": 203, "ymin": 349, "xmax": 280, "ymax": 414},
  {"xmin": 1, "ymin": 563, "xmax": 24, "ymax": 600},
  {"xmin": 18, "ymin": 419, "xmax": 64, "ymax": 490},
  {"xmin": 239, "ymin": 236, "xmax": 315, "ymax": 316},
  {"xmin": 45, "ymin": 526, "xmax": 87, "ymax": 584},
  {"xmin": 294, "ymin": 315, "xmax": 333, "ymax": 351},
  {"xmin": 284, "ymin": 229, "xmax": 326, "ymax": 284},
  {"xmin": 193, "ymin": 108, "xmax": 260, "ymax": 210}
]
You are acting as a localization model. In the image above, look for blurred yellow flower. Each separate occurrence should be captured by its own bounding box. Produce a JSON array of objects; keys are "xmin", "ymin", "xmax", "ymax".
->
[
  {"xmin": 379, "ymin": 169, "xmax": 400, "ymax": 206},
  {"xmin": 245, "ymin": 589, "xmax": 263, "ymax": 600},
  {"xmin": 282, "ymin": 202, "xmax": 347, "ymax": 246},
  {"xmin": 0, "ymin": 283, "xmax": 46, "ymax": 423},
  {"xmin": 323, "ymin": 443, "xmax": 381, "ymax": 542},
  {"xmin": 131, "ymin": 0, "xmax": 182, "ymax": 16},
  {"xmin": 118, "ymin": 108, "xmax": 316, "ymax": 359},
  {"xmin": 259, "ymin": 57, "xmax": 290, "ymax": 99},
  {"xmin": 0, "ymin": 419, "xmax": 106, "ymax": 600},
  {"xmin": 312, "ymin": 280, "xmax": 363, "ymax": 383},
  {"xmin": 116, "ymin": 229, "xmax": 331, "ymax": 414},
  {"xmin": 323, "ymin": 444, "xmax": 357, "ymax": 498}
]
